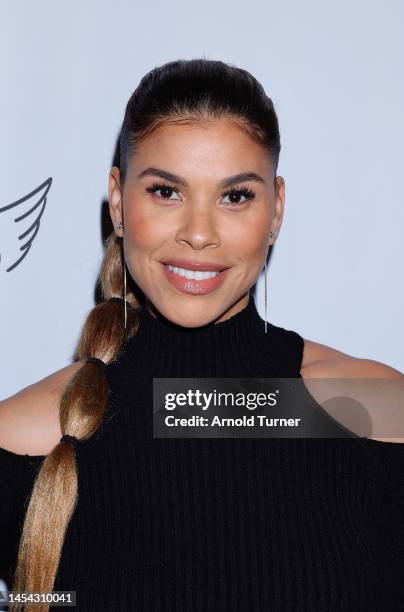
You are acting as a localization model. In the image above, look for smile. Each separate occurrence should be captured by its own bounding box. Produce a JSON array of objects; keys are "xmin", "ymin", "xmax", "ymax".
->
[
  {"xmin": 161, "ymin": 263, "xmax": 230, "ymax": 295},
  {"xmin": 166, "ymin": 265, "xmax": 219, "ymax": 280}
]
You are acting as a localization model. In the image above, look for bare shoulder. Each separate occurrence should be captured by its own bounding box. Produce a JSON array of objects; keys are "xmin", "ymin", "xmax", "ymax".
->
[
  {"xmin": 301, "ymin": 338, "xmax": 403, "ymax": 379},
  {"xmin": 301, "ymin": 338, "xmax": 404, "ymax": 444},
  {"xmin": 0, "ymin": 360, "xmax": 86, "ymax": 457}
]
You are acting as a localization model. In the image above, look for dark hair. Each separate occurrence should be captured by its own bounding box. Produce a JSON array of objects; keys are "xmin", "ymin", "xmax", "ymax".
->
[
  {"xmin": 119, "ymin": 58, "xmax": 281, "ymax": 186},
  {"xmin": 11, "ymin": 58, "xmax": 281, "ymax": 612}
]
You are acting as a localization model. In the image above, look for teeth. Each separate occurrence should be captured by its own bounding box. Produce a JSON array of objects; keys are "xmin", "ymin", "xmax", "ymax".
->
[{"xmin": 166, "ymin": 264, "xmax": 220, "ymax": 280}]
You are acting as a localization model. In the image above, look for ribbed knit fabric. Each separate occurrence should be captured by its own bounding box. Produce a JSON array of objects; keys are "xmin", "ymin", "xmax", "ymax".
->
[{"xmin": 1, "ymin": 295, "xmax": 403, "ymax": 611}]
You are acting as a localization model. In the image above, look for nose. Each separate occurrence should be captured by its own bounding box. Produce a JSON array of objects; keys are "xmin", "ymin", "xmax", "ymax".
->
[{"xmin": 175, "ymin": 200, "xmax": 221, "ymax": 250}]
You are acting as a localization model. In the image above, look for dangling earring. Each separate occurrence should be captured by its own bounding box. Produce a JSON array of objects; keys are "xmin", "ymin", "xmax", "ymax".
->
[
  {"xmin": 116, "ymin": 220, "xmax": 127, "ymax": 329},
  {"xmin": 264, "ymin": 257, "xmax": 268, "ymax": 334},
  {"xmin": 123, "ymin": 261, "xmax": 127, "ymax": 330},
  {"xmin": 264, "ymin": 228, "xmax": 277, "ymax": 334}
]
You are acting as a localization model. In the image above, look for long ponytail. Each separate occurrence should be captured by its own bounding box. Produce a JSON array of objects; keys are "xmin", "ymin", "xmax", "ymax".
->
[{"xmin": 10, "ymin": 233, "xmax": 139, "ymax": 611}]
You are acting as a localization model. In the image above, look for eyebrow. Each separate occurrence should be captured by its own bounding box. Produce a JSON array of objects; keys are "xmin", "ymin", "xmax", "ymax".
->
[{"xmin": 136, "ymin": 167, "xmax": 267, "ymax": 188}]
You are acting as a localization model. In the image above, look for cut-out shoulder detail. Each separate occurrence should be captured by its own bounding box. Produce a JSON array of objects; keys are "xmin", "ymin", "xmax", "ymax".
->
[
  {"xmin": 0, "ymin": 360, "xmax": 86, "ymax": 456},
  {"xmin": 301, "ymin": 339, "xmax": 403, "ymax": 379},
  {"xmin": 0, "ymin": 444, "xmax": 47, "ymax": 460},
  {"xmin": 366, "ymin": 437, "xmax": 404, "ymax": 444},
  {"xmin": 301, "ymin": 338, "xmax": 354, "ymax": 373},
  {"xmin": 300, "ymin": 348, "xmax": 404, "ymax": 441}
]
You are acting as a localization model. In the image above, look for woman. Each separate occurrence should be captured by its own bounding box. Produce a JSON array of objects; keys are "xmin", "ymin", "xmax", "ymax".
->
[{"xmin": 0, "ymin": 58, "xmax": 403, "ymax": 611}]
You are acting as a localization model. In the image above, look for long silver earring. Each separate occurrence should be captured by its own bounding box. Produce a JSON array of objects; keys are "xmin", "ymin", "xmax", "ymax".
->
[
  {"xmin": 264, "ymin": 257, "xmax": 268, "ymax": 334},
  {"xmin": 264, "ymin": 228, "xmax": 278, "ymax": 333},
  {"xmin": 124, "ymin": 262, "xmax": 127, "ymax": 330},
  {"xmin": 117, "ymin": 220, "xmax": 127, "ymax": 329}
]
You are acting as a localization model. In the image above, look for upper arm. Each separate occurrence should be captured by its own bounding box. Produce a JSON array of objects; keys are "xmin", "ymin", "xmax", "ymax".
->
[{"xmin": 0, "ymin": 361, "xmax": 86, "ymax": 456}]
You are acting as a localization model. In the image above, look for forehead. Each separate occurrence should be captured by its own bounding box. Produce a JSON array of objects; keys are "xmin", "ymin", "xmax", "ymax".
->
[{"xmin": 127, "ymin": 117, "xmax": 272, "ymax": 181}]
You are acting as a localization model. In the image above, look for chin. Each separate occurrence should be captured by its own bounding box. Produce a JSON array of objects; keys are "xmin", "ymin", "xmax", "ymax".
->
[
  {"xmin": 157, "ymin": 301, "xmax": 218, "ymax": 328},
  {"xmin": 170, "ymin": 310, "xmax": 213, "ymax": 328}
]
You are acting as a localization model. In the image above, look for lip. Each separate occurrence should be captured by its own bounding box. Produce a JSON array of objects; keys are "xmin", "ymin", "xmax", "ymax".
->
[
  {"xmin": 159, "ymin": 259, "xmax": 229, "ymax": 272},
  {"xmin": 160, "ymin": 262, "xmax": 231, "ymax": 295}
]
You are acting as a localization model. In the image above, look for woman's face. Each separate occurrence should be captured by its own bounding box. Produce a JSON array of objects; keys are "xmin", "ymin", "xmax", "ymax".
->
[{"xmin": 109, "ymin": 117, "xmax": 285, "ymax": 327}]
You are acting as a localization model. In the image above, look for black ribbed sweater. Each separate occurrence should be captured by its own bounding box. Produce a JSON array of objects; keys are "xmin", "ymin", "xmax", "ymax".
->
[{"xmin": 1, "ymin": 296, "xmax": 403, "ymax": 610}]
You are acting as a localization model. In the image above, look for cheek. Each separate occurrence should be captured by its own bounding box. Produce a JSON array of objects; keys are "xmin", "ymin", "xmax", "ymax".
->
[
  {"xmin": 225, "ymin": 214, "xmax": 270, "ymax": 259},
  {"xmin": 124, "ymin": 206, "xmax": 166, "ymax": 251}
]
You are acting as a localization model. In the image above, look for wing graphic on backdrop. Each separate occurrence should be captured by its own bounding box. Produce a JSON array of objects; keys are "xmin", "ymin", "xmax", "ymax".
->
[{"xmin": 0, "ymin": 177, "xmax": 52, "ymax": 272}]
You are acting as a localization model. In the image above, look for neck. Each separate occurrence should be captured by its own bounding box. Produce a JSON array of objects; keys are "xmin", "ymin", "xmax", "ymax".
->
[{"xmin": 144, "ymin": 292, "xmax": 251, "ymax": 327}]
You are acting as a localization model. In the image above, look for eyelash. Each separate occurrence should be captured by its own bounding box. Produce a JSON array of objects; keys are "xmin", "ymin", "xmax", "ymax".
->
[{"xmin": 145, "ymin": 181, "xmax": 256, "ymax": 205}]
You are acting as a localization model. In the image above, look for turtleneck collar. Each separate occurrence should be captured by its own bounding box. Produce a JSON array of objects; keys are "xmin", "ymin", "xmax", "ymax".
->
[
  {"xmin": 139, "ymin": 293, "xmax": 264, "ymax": 340},
  {"xmin": 106, "ymin": 294, "xmax": 304, "ymax": 398}
]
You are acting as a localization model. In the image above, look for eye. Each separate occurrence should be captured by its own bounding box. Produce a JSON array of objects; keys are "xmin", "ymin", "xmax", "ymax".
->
[
  {"xmin": 146, "ymin": 182, "xmax": 181, "ymax": 201},
  {"xmin": 221, "ymin": 185, "xmax": 256, "ymax": 206},
  {"xmin": 145, "ymin": 181, "xmax": 256, "ymax": 206}
]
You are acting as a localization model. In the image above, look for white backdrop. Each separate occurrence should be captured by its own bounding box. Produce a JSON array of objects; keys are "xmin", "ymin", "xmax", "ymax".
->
[{"xmin": 1, "ymin": 0, "xmax": 403, "ymax": 401}]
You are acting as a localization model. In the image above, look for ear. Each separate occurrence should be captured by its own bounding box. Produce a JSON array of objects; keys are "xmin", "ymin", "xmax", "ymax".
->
[
  {"xmin": 109, "ymin": 166, "xmax": 124, "ymax": 237},
  {"xmin": 271, "ymin": 176, "xmax": 285, "ymax": 242}
]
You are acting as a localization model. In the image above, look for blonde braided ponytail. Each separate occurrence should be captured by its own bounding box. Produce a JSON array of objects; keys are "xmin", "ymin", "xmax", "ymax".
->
[{"xmin": 10, "ymin": 233, "xmax": 140, "ymax": 612}]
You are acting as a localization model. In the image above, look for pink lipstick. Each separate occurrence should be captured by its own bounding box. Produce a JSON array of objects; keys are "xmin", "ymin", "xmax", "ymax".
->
[{"xmin": 160, "ymin": 260, "xmax": 231, "ymax": 295}]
